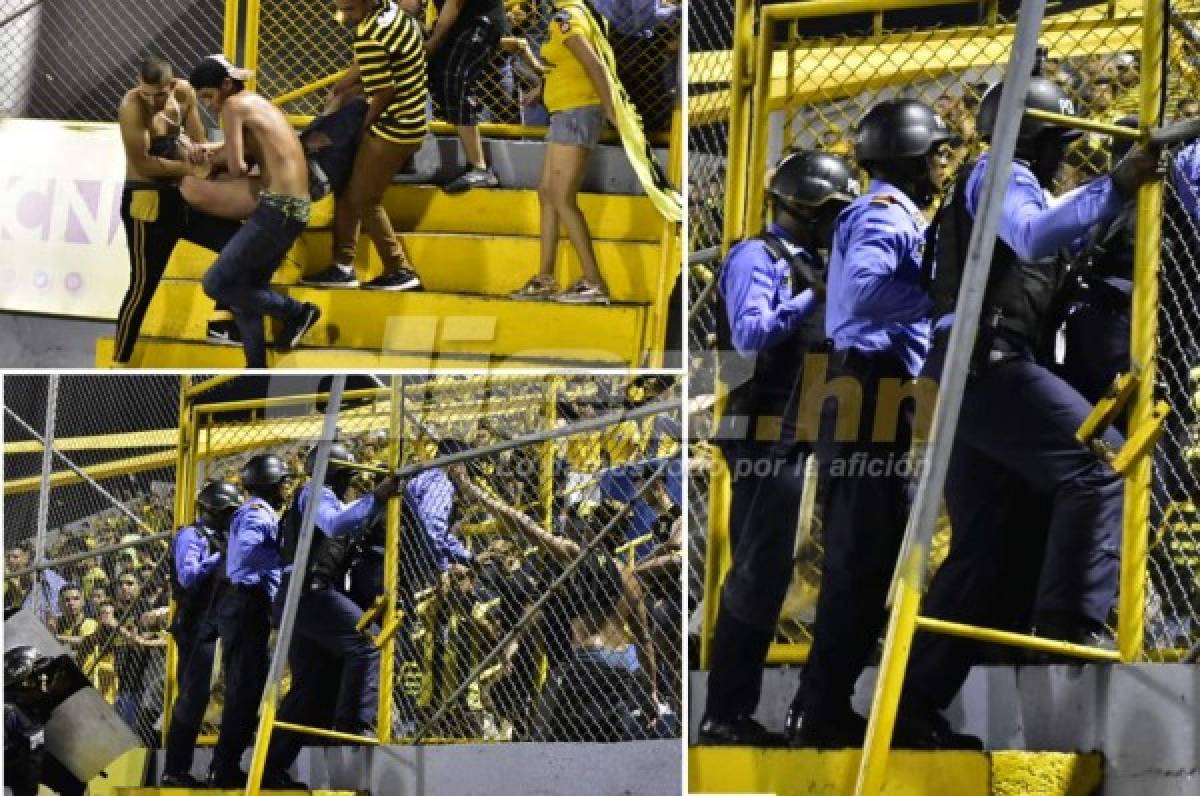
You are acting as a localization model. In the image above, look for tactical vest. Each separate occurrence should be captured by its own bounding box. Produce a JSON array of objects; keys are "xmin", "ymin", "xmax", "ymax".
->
[
  {"xmin": 168, "ymin": 523, "xmax": 224, "ymax": 631},
  {"xmin": 279, "ymin": 485, "xmax": 358, "ymax": 586},
  {"xmin": 716, "ymin": 231, "xmax": 829, "ymax": 429},
  {"xmin": 924, "ymin": 161, "xmax": 1069, "ymax": 352}
]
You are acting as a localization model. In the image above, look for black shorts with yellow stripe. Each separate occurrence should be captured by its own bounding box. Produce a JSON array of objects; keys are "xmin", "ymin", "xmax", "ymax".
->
[{"xmin": 116, "ymin": 181, "xmax": 239, "ymax": 363}]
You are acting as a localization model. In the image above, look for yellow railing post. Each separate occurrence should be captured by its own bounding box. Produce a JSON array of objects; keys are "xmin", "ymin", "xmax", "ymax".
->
[
  {"xmin": 856, "ymin": 546, "xmax": 925, "ymax": 795},
  {"xmin": 223, "ymin": 0, "xmax": 241, "ymax": 62},
  {"xmin": 244, "ymin": 0, "xmax": 261, "ymax": 91},
  {"xmin": 722, "ymin": 0, "xmax": 758, "ymax": 249},
  {"xmin": 541, "ymin": 378, "xmax": 561, "ymax": 529},
  {"xmin": 162, "ymin": 378, "xmax": 192, "ymax": 746},
  {"xmin": 745, "ymin": 6, "xmax": 776, "ymax": 238},
  {"xmin": 1120, "ymin": 0, "xmax": 1166, "ymax": 663},
  {"xmin": 699, "ymin": 448, "xmax": 732, "ymax": 670},
  {"xmin": 378, "ymin": 379, "xmax": 403, "ymax": 743}
]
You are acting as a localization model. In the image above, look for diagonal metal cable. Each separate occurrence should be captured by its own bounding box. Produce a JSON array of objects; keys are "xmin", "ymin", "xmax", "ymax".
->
[{"xmin": 4, "ymin": 406, "xmax": 156, "ymax": 535}]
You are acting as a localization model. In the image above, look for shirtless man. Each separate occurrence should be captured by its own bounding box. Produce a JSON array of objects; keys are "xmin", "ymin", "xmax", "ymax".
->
[
  {"xmin": 115, "ymin": 56, "xmax": 238, "ymax": 364},
  {"xmin": 188, "ymin": 54, "xmax": 321, "ymax": 368}
]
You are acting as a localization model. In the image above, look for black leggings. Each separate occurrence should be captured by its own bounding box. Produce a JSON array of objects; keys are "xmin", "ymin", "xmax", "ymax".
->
[
  {"xmin": 429, "ymin": 17, "xmax": 502, "ymax": 126},
  {"xmin": 116, "ymin": 183, "xmax": 239, "ymax": 363}
]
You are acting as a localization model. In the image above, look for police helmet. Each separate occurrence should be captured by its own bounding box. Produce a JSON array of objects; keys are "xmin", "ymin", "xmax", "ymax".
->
[
  {"xmin": 855, "ymin": 99, "xmax": 956, "ymax": 164},
  {"xmin": 5, "ymin": 645, "xmax": 54, "ymax": 688},
  {"xmin": 239, "ymin": 453, "xmax": 292, "ymax": 488},
  {"xmin": 305, "ymin": 442, "xmax": 356, "ymax": 483},
  {"xmin": 977, "ymin": 76, "xmax": 1083, "ymax": 144},
  {"xmin": 768, "ymin": 150, "xmax": 860, "ymax": 212},
  {"xmin": 196, "ymin": 480, "xmax": 243, "ymax": 515}
]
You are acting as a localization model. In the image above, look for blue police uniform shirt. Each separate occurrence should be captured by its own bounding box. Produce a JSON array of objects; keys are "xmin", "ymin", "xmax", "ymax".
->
[
  {"xmin": 719, "ymin": 222, "xmax": 820, "ymax": 355},
  {"xmin": 295, "ymin": 483, "xmax": 381, "ymax": 538},
  {"xmin": 226, "ymin": 496, "xmax": 283, "ymax": 600},
  {"xmin": 1170, "ymin": 140, "xmax": 1200, "ymax": 221},
  {"xmin": 935, "ymin": 154, "xmax": 1125, "ymax": 331},
  {"xmin": 174, "ymin": 523, "xmax": 221, "ymax": 590},
  {"xmin": 825, "ymin": 179, "xmax": 932, "ymax": 376},
  {"xmin": 406, "ymin": 468, "xmax": 472, "ymax": 571}
]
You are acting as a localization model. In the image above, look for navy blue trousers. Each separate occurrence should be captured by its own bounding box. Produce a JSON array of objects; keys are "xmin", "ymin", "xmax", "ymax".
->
[
  {"xmin": 212, "ymin": 586, "xmax": 272, "ymax": 777},
  {"xmin": 264, "ymin": 586, "xmax": 380, "ymax": 775},
  {"xmin": 163, "ymin": 615, "xmax": 220, "ymax": 775},
  {"xmin": 201, "ymin": 201, "xmax": 307, "ymax": 368},
  {"xmin": 793, "ymin": 350, "xmax": 914, "ymax": 719},
  {"xmin": 905, "ymin": 341, "xmax": 1123, "ymax": 712},
  {"xmin": 704, "ymin": 436, "xmax": 808, "ymax": 721}
]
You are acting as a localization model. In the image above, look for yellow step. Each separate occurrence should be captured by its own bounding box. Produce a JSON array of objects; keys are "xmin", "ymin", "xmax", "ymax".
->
[
  {"xmin": 122, "ymin": 281, "xmax": 647, "ymax": 364},
  {"xmin": 167, "ymin": 233, "xmax": 666, "ymax": 304},
  {"xmin": 375, "ymin": 185, "xmax": 661, "ymax": 241},
  {"xmin": 97, "ymin": 336, "xmax": 633, "ymax": 368},
  {"xmin": 115, "ymin": 793, "xmax": 354, "ymax": 795},
  {"xmin": 688, "ymin": 748, "xmax": 1103, "ymax": 796}
]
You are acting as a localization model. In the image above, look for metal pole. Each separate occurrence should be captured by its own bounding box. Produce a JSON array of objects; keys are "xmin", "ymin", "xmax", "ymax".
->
[
  {"xmin": 390, "ymin": 397, "xmax": 682, "ymax": 479},
  {"xmin": 854, "ymin": 0, "xmax": 1047, "ymax": 792},
  {"xmin": 5, "ymin": 408, "xmax": 155, "ymax": 534},
  {"xmin": 30, "ymin": 376, "xmax": 59, "ymax": 622},
  {"xmin": 245, "ymin": 375, "xmax": 347, "ymax": 796}
]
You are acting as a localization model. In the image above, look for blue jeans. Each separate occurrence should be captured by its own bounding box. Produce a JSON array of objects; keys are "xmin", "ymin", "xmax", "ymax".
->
[{"xmin": 202, "ymin": 200, "xmax": 307, "ymax": 367}]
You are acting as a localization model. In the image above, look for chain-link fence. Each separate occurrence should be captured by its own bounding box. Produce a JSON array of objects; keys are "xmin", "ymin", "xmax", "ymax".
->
[
  {"xmin": 686, "ymin": 0, "xmax": 733, "ymax": 673},
  {"xmin": 1146, "ymin": 2, "xmax": 1200, "ymax": 661},
  {"xmin": 177, "ymin": 373, "xmax": 683, "ymax": 747},
  {"xmin": 690, "ymin": 0, "xmax": 1200, "ymax": 665},
  {"xmin": 0, "ymin": 1, "xmax": 680, "ymax": 139},
  {"xmin": 4, "ymin": 375, "xmax": 182, "ymax": 745},
  {"xmin": 0, "ymin": 0, "xmax": 225, "ymax": 121},
  {"xmin": 253, "ymin": 0, "xmax": 681, "ymax": 138}
]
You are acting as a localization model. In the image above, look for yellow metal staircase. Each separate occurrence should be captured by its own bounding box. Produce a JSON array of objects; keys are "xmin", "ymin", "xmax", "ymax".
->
[{"xmin": 96, "ymin": 185, "xmax": 678, "ymax": 369}]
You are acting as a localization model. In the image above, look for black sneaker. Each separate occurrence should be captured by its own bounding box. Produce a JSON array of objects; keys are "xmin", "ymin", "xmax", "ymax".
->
[
  {"xmin": 206, "ymin": 319, "xmax": 241, "ymax": 346},
  {"xmin": 362, "ymin": 267, "xmax": 422, "ymax": 291},
  {"xmin": 277, "ymin": 302, "xmax": 321, "ymax": 350},
  {"xmin": 443, "ymin": 166, "xmax": 500, "ymax": 194},
  {"xmin": 302, "ymin": 264, "xmax": 359, "ymax": 288},
  {"xmin": 160, "ymin": 771, "xmax": 205, "ymax": 787}
]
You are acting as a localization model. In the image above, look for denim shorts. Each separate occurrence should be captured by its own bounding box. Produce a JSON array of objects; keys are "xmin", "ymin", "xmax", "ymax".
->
[{"xmin": 547, "ymin": 105, "xmax": 604, "ymax": 149}]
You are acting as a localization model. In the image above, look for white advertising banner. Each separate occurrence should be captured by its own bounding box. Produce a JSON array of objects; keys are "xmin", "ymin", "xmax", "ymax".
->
[{"xmin": 0, "ymin": 118, "xmax": 128, "ymax": 320}]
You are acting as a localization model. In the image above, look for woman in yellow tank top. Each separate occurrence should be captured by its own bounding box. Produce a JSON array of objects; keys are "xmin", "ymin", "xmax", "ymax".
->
[{"xmin": 511, "ymin": 1, "xmax": 617, "ymax": 305}]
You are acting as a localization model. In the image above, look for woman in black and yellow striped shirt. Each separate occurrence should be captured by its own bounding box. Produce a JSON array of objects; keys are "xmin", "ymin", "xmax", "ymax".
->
[{"xmin": 307, "ymin": 0, "xmax": 429, "ymax": 291}]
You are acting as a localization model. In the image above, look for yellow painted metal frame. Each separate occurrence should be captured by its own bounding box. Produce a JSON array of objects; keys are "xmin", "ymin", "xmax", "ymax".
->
[
  {"xmin": 705, "ymin": 6, "xmax": 1171, "ymax": 789},
  {"xmin": 851, "ymin": 1, "xmax": 1167, "ymax": 792}
]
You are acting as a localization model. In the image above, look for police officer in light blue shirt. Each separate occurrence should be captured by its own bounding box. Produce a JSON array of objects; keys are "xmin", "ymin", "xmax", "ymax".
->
[
  {"xmin": 262, "ymin": 442, "xmax": 405, "ymax": 789},
  {"xmin": 786, "ymin": 98, "xmax": 954, "ymax": 748},
  {"xmin": 161, "ymin": 480, "xmax": 242, "ymax": 787},
  {"xmin": 898, "ymin": 75, "xmax": 1160, "ymax": 750},
  {"xmin": 698, "ymin": 150, "xmax": 858, "ymax": 747},
  {"xmin": 209, "ymin": 453, "xmax": 293, "ymax": 787}
]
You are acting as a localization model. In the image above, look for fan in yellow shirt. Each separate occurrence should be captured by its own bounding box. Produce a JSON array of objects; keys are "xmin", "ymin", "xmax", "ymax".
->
[{"xmin": 511, "ymin": 2, "xmax": 619, "ymax": 305}]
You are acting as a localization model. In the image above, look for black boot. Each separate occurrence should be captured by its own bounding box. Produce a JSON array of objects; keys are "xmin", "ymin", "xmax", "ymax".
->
[
  {"xmin": 696, "ymin": 715, "xmax": 786, "ymax": 747},
  {"xmin": 892, "ymin": 705, "xmax": 983, "ymax": 751},
  {"xmin": 784, "ymin": 702, "xmax": 867, "ymax": 748}
]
